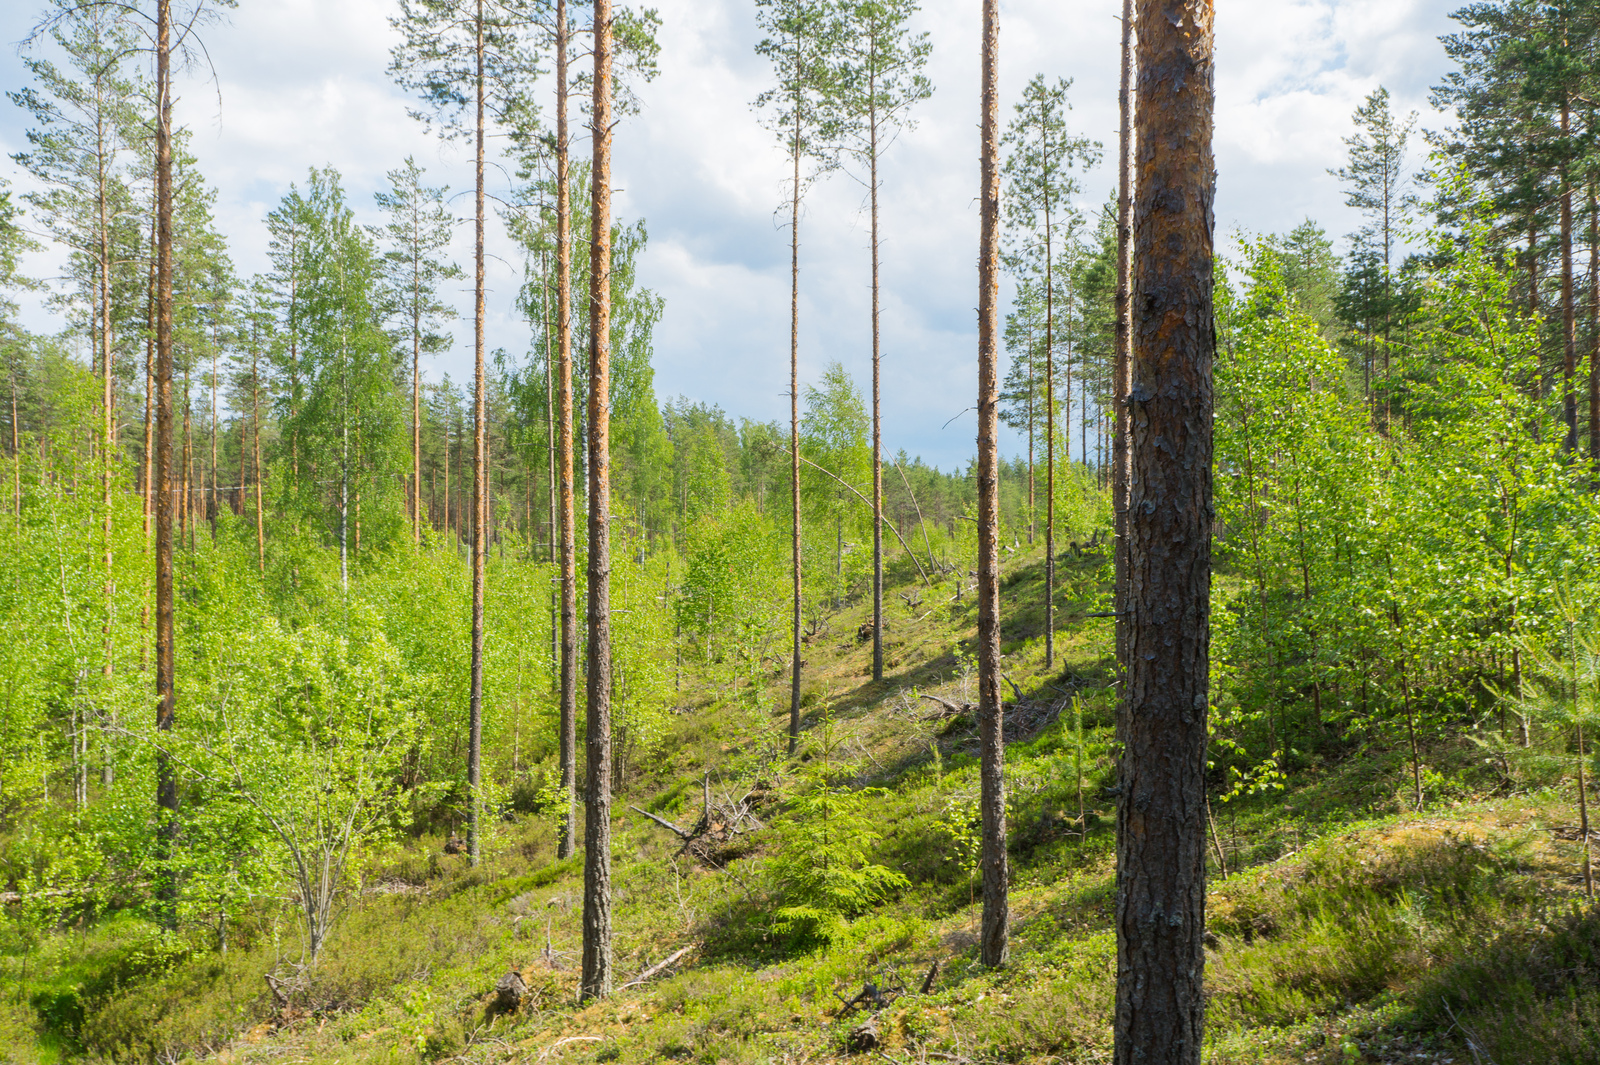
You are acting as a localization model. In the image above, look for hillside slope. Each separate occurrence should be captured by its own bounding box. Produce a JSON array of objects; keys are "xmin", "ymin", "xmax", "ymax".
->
[{"xmin": 5, "ymin": 541, "xmax": 1599, "ymax": 1065}]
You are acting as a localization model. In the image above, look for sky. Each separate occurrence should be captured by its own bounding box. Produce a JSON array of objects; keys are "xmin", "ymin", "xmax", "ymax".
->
[{"xmin": 0, "ymin": 0, "xmax": 1461, "ymax": 473}]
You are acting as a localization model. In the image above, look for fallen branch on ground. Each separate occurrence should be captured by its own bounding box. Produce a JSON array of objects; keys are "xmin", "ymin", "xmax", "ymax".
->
[
  {"xmin": 617, "ymin": 946, "xmax": 693, "ymax": 990},
  {"xmin": 537, "ymin": 1035, "xmax": 603, "ymax": 1061}
]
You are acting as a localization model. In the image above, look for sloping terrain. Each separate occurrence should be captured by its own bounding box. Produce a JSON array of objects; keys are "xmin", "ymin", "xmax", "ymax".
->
[{"xmin": 5, "ymin": 542, "xmax": 1599, "ymax": 1065}]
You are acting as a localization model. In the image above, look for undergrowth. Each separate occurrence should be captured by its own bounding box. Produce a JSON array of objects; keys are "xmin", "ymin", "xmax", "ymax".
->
[{"xmin": 2, "ymin": 541, "xmax": 1597, "ymax": 1064}]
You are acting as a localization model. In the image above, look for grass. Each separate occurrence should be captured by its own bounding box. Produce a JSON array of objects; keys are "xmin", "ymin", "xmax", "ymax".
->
[{"xmin": 3, "ymin": 538, "xmax": 1599, "ymax": 1063}]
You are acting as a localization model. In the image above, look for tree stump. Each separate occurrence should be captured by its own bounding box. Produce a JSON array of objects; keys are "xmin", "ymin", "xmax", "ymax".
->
[
  {"xmin": 846, "ymin": 1015, "xmax": 880, "ymax": 1053},
  {"xmin": 493, "ymin": 970, "xmax": 528, "ymax": 1015}
]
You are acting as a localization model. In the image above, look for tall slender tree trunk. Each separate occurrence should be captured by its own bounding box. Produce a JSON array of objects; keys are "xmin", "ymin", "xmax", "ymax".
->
[
  {"xmin": 235, "ymin": 392, "xmax": 245, "ymax": 517},
  {"xmin": 581, "ymin": 0, "xmax": 616, "ymax": 1002},
  {"xmin": 340, "ymin": 383, "xmax": 349, "ymax": 592},
  {"xmin": 467, "ymin": 0, "xmax": 489, "ymax": 868},
  {"xmin": 976, "ymin": 0, "xmax": 1009, "ymax": 970},
  {"xmin": 153, "ymin": 0, "xmax": 179, "ymax": 929},
  {"xmin": 1114, "ymin": 3, "xmax": 1215, "ymax": 1061},
  {"xmin": 99, "ymin": 112, "xmax": 116, "ymax": 787},
  {"xmin": 181, "ymin": 378, "xmax": 190, "ymax": 542},
  {"xmin": 870, "ymin": 75, "xmax": 884, "ymax": 685},
  {"xmin": 1043, "ymin": 158, "xmax": 1056, "ymax": 670},
  {"xmin": 542, "ymin": 248, "xmax": 559, "ymax": 682},
  {"xmin": 413, "ymin": 244, "xmax": 424, "ymax": 545},
  {"xmin": 787, "ymin": 60, "xmax": 804, "ymax": 755},
  {"xmin": 1579, "ymin": 722, "xmax": 1593, "ymax": 899},
  {"xmin": 144, "ymin": 201, "xmax": 156, "ymax": 537},
  {"xmin": 1589, "ymin": 179, "xmax": 1599, "ymax": 476},
  {"xmin": 10, "ymin": 366, "xmax": 19, "ymax": 517},
  {"xmin": 210, "ymin": 345, "xmax": 219, "ymax": 533},
  {"xmin": 1563, "ymin": 96, "xmax": 1578, "ymax": 454},
  {"xmin": 1530, "ymin": 218, "xmax": 1541, "ymax": 337},
  {"xmin": 1027, "ymin": 341, "xmax": 1035, "ymax": 544},
  {"xmin": 252, "ymin": 345, "xmax": 264, "ymax": 573},
  {"xmin": 555, "ymin": 0, "xmax": 580, "ymax": 863}
]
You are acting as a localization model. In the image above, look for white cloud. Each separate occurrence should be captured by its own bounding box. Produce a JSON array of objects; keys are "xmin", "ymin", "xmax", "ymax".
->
[{"xmin": 1, "ymin": 0, "xmax": 1461, "ymax": 471}]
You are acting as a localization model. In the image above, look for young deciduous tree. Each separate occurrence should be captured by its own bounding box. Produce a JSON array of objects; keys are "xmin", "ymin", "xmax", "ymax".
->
[
  {"xmin": 755, "ymin": 0, "xmax": 845, "ymax": 754},
  {"xmin": 188, "ymin": 617, "xmax": 422, "ymax": 962},
  {"xmin": 375, "ymin": 157, "xmax": 462, "ymax": 547},
  {"xmin": 801, "ymin": 361, "xmax": 870, "ymax": 608},
  {"xmin": 832, "ymin": 0, "xmax": 931, "ymax": 683},
  {"xmin": 1115, "ymin": 1, "xmax": 1215, "ymax": 1060}
]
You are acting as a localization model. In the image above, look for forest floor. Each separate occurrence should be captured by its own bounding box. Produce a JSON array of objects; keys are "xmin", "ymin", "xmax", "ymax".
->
[{"xmin": 5, "ymin": 538, "xmax": 1599, "ymax": 1064}]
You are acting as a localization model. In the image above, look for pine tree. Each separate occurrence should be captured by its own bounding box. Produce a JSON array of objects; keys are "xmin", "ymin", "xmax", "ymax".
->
[
  {"xmin": 391, "ymin": 0, "xmax": 540, "ymax": 867},
  {"xmin": 1512, "ymin": 2, "xmax": 1599, "ymax": 453},
  {"xmin": 281, "ymin": 169, "xmax": 397, "ymax": 593},
  {"xmin": 1115, "ymin": 1, "xmax": 1215, "ymax": 1060},
  {"xmin": 1114, "ymin": 0, "xmax": 1135, "ymax": 694},
  {"xmin": 581, "ymin": 0, "xmax": 617, "ymax": 1003},
  {"xmin": 266, "ymin": 187, "xmax": 311, "ymax": 484},
  {"xmin": 1002, "ymin": 73, "xmax": 1100, "ymax": 669},
  {"xmin": 1000, "ymin": 278, "xmax": 1045, "ymax": 543},
  {"xmin": 832, "ymin": 0, "xmax": 932, "ymax": 684},
  {"xmin": 1273, "ymin": 219, "xmax": 1341, "ymax": 337},
  {"xmin": 238, "ymin": 278, "xmax": 274, "ymax": 572},
  {"xmin": 1329, "ymin": 87, "xmax": 1417, "ymax": 420},
  {"xmin": 755, "ymin": 0, "xmax": 845, "ymax": 754},
  {"xmin": 974, "ymin": 0, "xmax": 1007, "ymax": 971},
  {"xmin": 12, "ymin": 5, "xmax": 144, "ymax": 792},
  {"xmin": 375, "ymin": 158, "xmax": 462, "ymax": 547}
]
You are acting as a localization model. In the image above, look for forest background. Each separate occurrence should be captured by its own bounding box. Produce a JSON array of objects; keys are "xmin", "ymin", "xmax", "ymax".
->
[{"xmin": 0, "ymin": 0, "xmax": 1456, "ymax": 472}]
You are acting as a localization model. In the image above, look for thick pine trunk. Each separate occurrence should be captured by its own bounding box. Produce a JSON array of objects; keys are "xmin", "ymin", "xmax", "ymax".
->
[
  {"xmin": 976, "ymin": 0, "xmax": 1009, "ymax": 970},
  {"xmin": 467, "ymin": 0, "xmax": 487, "ymax": 867},
  {"xmin": 1114, "ymin": 3, "xmax": 1214, "ymax": 1062},
  {"xmin": 556, "ymin": 0, "xmax": 580, "ymax": 862},
  {"xmin": 581, "ymin": 0, "xmax": 615, "ymax": 1002},
  {"xmin": 153, "ymin": 0, "xmax": 179, "ymax": 929}
]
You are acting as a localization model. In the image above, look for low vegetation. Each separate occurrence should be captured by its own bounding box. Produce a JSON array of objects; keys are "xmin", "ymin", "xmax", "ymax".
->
[{"xmin": 4, "ymin": 533, "xmax": 1597, "ymax": 1064}]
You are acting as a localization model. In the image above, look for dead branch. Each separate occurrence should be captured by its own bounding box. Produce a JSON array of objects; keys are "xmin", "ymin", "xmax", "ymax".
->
[
  {"xmin": 918, "ymin": 693, "xmax": 971, "ymax": 718},
  {"xmin": 617, "ymin": 946, "xmax": 693, "ymax": 990},
  {"xmin": 628, "ymin": 805, "xmax": 691, "ymax": 840},
  {"xmin": 782, "ymin": 445, "xmax": 931, "ymax": 587},
  {"xmin": 537, "ymin": 1035, "xmax": 603, "ymax": 1061}
]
